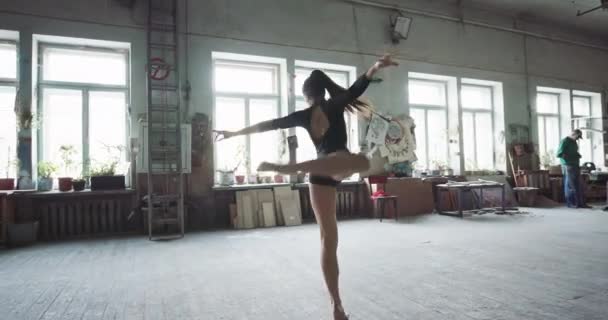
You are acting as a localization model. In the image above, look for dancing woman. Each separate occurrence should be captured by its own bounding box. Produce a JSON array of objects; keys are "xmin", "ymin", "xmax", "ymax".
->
[{"xmin": 215, "ymin": 55, "xmax": 398, "ymax": 319}]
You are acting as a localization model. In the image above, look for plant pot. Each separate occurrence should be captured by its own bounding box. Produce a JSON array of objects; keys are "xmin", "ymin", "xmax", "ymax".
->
[
  {"xmin": 235, "ymin": 175, "xmax": 246, "ymax": 185},
  {"xmin": 7, "ymin": 221, "xmax": 39, "ymax": 247},
  {"xmin": 274, "ymin": 175, "xmax": 284, "ymax": 183},
  {"xmin": 0, "ymin": 178, "xmax": 15, "ymax": 190},
  {"xmin": 58, "ymin": 177, "xmax": 73, "ymax": 192},
  {"xmin": 73, "ymin": 179, "xmax": 86, "ymax": 191},
  {"xmin": 216, "ymin": 171, "xmax": 234, "ymax": 186},
  {"xmin": 37, "ymin": 177, "xmax": 53, "ymax": 191},
  {"xmin": 90, "ymin": 175, "xmax": 125, "ymax": 190}
]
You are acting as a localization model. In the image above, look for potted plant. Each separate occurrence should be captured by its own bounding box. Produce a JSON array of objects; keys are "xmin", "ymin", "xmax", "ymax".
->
[
  {"xmin": 37, "ymin": 161, "xmax": 58, "ymax": 191},
  {"xmin": 89, "ymin": 144, "xmax": 127, "ymax": 190},
  {"xmin": 540, "ymin": 151, "xmax": 553, "ymax": 170},
  {"xmin": 216, "ymin": 144, "xmax": 245, "ymax": 186},
  {"xmin": 90, "ymin": 162, "xmax": 125, "ymax": 190},
  {"xmin": 58, "ymin": 144, "xmax": 77, "ymax": 192}
]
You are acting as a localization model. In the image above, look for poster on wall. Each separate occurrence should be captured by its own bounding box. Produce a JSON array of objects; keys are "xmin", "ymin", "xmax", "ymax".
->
[{"xmin": 365, "ymin": 113, "xmax": 390, "ymax": 146}]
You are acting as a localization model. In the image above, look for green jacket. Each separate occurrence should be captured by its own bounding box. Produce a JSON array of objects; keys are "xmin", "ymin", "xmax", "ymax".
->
[{"xmin": 556, "ymin": 137, "xmax": 581, "ymax": 166}]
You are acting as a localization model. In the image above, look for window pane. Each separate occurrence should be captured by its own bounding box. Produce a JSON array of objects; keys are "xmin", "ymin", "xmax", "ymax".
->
[
  {"xmin": 579, "ymin": 139, "xmax": 592, "ymax": 163},
  {"xmin": 0, "ymin": 43, "xmax": 17, "ymax": 79},
  {"xmin": 89, "ymin": 91, "xmax": 127, "ymax": 171},
  {"xmin": 215, "ymin": 97, "xmax": 246, "ymax": 174},
  {"xmin": 294, "ymin": 68, "xmax": 349, "ymax": 98},
  {"xmin": 43, "ymin": 47, "xmax": 127, "ymax": 85},
  {"xmin": 461, "ymin": 85, "xmax": 492, "ymax": 110},
  {"xmin": 544, "ymin": 116, "xmax": 560, "ymax": 165},
  {"xmin": 462, "ymin": 112, "xmax": 476, "ymax": 170},
  {"xmin": 409, "ymin": 79, "xmax": 446, "ymax": 106},
  {"xmin": 536, "ymin": 93, "xmax": 559, "ymax": 114},
  {"xmin": 249, "ymin": 99, "xmax": 279, "ymax": 173},
  {"xmin": 475, "ymin": 112, "xmax": 493, "ymax": 170},
  {"xmin": 537, "ymin": 117, "xmax": 546, "ymax": 162},
  {"xmin": 0, "ymin": 86, "xmax": 17, "ymax": 178},
  {"xmin": 409, "ymin": 108, "xmax": 427, "ymax": 169},
  {"xmin": 296, "ymin": 99, "xmax": 316, "ymax": 162},
  {"xmin": 573, "ymin": 96, "xmax": 591, "ymax": 117},
  {"xmin": 427, "ymin": 109, "xmax": 448, "ymax": 169},
  {"xmin": 214, "ymin": 62, "xmax": 276, "ymax": 95},
  {"xmin": 294, "ymin": 69, "xmax": 309, "ymax": 97},
  {"xmin": 42, "ymin": 88, "xmax": 83, "ymax": 176}
]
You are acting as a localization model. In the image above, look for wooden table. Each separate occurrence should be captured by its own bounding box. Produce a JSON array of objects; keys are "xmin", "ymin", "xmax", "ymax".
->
[{"xmin": 435, "ymin": 181, "xmax": 506, "ymax": 218}]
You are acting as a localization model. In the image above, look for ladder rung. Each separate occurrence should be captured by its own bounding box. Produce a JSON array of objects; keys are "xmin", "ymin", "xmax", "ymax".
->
[
  {"xmin": 149, "ymin": 43, "xmax": 177, "ymax": 49},
  {"xmin": 149, "ymin": 126, "xmax": 180, "ymax": 131},
  {"xmin": 153, "ymin": 218, "xmax": 180, "ymax": 225},
  {"xmin": 150, "ymin": 234, "xmax": 184, "ymax": 241},
  {"xmin": 151, "ymin": 84, "xmax": 179, "ymax": 91},
  {"xmin": 150, "ymin": 23, "xmax": 175, "ymax": 31},
  {"xmin": 149, "ymin": 105, "xmax": 179, "ymax": 111}
]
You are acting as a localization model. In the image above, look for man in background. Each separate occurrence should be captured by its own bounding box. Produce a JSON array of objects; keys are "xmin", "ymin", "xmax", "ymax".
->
[{"xmin": 557, "ymin": 129, "xmax": 591, "ymax": 208}]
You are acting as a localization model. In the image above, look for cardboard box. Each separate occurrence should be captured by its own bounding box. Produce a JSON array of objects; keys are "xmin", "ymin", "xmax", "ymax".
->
[{"xmin": 384, "ymin": 178, "xmax": 434, "ymax": 216}]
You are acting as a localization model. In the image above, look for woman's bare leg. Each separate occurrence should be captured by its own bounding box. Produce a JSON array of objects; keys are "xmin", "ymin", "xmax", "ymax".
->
[
  {"xmin": 258, "ymin": 152, "xmax": 369, "ymax": 177},
  {"xmin": 309, "ymin": 183, "xmax": 348, "ymax": 320}
]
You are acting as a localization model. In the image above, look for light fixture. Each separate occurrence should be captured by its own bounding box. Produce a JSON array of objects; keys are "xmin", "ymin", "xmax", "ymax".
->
[
  {"xmin": 576, "ymin": 0, "xmax": 608, "ymax": 17},
  {"xmin": 390, "ymin": 13, "xmax": 412, "ymax": 44}
]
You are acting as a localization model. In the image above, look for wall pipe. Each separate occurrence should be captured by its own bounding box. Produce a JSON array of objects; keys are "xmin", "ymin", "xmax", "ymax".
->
[{"xmin": 343, "ymin": 0, "xmax": 608, "ymax": 52}]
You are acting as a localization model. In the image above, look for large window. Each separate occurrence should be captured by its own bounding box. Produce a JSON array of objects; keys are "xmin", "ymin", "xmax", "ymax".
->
[
  {"xmin": 536, "ymin": 92, "xmax": 561, "ymax": 166},
  {"xmin": 408, "ymin": 78, "xmax": 448, "ymax": 170},
  {"xmin": 572, "ymin": 95, "xmax": 593, "ymax": 163},
  {"xmin": 0, "ymin": 40, "xmax": 18, "ymax": 179},
  {"xmin": 461, "ymin": 85, "xmax": 494, "ymax": 171},
  {"xmin": 39, "ymin": 44, "xmax": 129, "ymax": 177},
  {"xmin": 293, "ymin": 64, "xmax": 358, "ymax": 162},
  {"xmin": 213, "ymin": 58, "xmax": 281, "ymax": 176}
]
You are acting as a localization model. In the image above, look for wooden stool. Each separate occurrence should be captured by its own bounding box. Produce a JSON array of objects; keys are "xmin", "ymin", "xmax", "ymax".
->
[{"xmin": 368, "ymin": 176, "xmax": 399, "ymax": 221}]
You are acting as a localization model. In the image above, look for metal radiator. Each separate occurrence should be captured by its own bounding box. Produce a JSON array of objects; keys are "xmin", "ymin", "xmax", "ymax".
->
[
  {"xmin": 38, "ymin": 199, "xmax": 128, "ymax": 240},
  {"xmin": 298, "ymin": 190, "xmax": 356, "ymax": 220}
]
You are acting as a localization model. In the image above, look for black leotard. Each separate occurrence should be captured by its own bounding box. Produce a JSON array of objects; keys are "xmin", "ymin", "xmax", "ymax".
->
[
  {"xmin": 257, "ymin": 73, "xmax": 371, "ymax": 186},
  {"xmin": 260, "ymin": 73, "xmax": 371, "ymax": 156}
]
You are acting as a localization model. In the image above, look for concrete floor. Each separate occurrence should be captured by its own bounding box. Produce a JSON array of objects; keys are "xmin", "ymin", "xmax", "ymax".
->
[{"xmin": 1, "ymin": 207, "xmax": 607, "ymax": 320}]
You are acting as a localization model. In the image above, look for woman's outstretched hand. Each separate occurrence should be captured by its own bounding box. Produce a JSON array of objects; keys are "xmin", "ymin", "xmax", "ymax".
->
[
  {"xmin": 375, "ymin": 54, "xmax": 399, "ymax": 69},
  {"xmin": 367, "ymin": 54, "xmax": 398, "ymax": 79},
  {"xmin": 214, "ymin": 130, "xmax": 236, "ymax": 142}
]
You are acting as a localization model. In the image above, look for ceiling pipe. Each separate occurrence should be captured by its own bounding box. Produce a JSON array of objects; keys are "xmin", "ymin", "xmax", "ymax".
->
[{"xmin": 343, "ymin": 0, "xmax": 608, "ymax": 52}]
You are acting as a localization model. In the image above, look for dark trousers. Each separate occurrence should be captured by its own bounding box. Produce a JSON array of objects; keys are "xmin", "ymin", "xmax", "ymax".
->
[{"xmin": 562, "ymin": 165, "xmax": 585, "ymax": 207}]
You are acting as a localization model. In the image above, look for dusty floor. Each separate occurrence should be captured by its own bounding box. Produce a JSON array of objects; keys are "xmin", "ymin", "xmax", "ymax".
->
[{"xmin": 1, "ymin": 206, "xmax": 607, "ymax": 320}]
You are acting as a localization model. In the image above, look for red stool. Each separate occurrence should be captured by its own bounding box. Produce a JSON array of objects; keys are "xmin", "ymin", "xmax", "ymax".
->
[{"xmin": 368, "ymin": 176, "xmax": 398, "ymax": 222}]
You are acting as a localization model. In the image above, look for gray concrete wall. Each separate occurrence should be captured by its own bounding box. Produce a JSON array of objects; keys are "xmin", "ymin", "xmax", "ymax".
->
[{"xmin": 1, "ymin": 0, "xmax": 607, "ymax": 172}]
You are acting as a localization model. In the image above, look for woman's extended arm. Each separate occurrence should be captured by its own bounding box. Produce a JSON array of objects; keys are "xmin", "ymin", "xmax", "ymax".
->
[
  {"xmin": 215, "ymin": 110, "xmax": 306, "ymax": 141},
  {"xmin": 329, "ymin": 54, "xmax": 399, "ymax": 108}
]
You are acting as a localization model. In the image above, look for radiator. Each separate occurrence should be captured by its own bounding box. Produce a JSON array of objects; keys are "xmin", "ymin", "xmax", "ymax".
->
[
  {"xmin": 38, "ymin": 199, "xmax": 128, "ymax": 240},
  {"xmin": 298, "ymin": 190, "xmax": 356, "ymax": 220}
]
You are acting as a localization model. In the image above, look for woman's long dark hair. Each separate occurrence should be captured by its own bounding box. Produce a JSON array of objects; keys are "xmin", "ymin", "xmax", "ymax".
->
[{"xmin": 303, "ymin": 69, "xmax": 373, "ymax": 117}]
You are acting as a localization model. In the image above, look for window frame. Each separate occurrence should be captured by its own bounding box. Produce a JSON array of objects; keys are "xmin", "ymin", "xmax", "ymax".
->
[
  {"xmin": 571, "ymin": 94, "xmax": 594, "ymax": 163},
  {"xmin": 408, "ymin": 78, "xmax": 449, "ymax": 170},
  {"xmin": 536, "ymin": 91, "xmax": 561, "ymax": 165},
  {"xmin": 212, "ymin": 58, "xmax": 282, "ymax": 177},
  {"xmin": 0, "ymin": 39, "xmax": 18, "ymax": 178},
  {"xmin": 461, "ymin": 83, "xmax": 495, "ymax": 171},
  {"xmin": 36, "ymin": 42, "xmax": 130, "ymax": 177},
  {"xmin": 293, "ymin": 64, "xmax": 358, "ymax": 161}
]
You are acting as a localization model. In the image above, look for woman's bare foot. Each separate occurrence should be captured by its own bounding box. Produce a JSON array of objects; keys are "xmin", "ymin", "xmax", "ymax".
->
[{"xmin": 333, "ymin": 305, "xmax": 349, "ymax": 320}]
